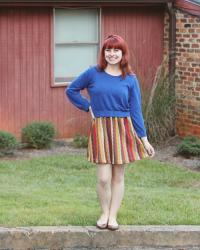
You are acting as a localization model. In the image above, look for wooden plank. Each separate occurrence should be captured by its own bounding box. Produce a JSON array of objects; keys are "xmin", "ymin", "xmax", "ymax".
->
[
  {"xmin": 13, "ymin": 9, "xmax": 21, "ymax": 137},
  {"xmin": 20, "ymin": 8, "xmax": 28, "ymax": 132},
  {"xmin": 26, "ymin": 9, "xmax": 33, "ymax": 127},
  {"xmin": 0, "ymin": 9, "xmax": 9, "ymax": 132},
  {"xmin": 7, "ymin": 9, "xmax": 15, "ymax": 135}
]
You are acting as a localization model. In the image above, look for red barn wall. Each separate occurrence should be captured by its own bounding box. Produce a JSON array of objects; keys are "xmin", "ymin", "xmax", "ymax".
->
[
  {"xmin": 0, "ymin": 6, "xmax": 165, "ymax": 139},
  {"xmin": 0, "ymin": 7, "xmax": 91, "ymax": 139}
]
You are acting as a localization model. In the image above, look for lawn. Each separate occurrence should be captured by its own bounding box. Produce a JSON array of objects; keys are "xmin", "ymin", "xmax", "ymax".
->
[{"xmin": 0, "ymin": 154, "xmax": 200, "ymax": 227}]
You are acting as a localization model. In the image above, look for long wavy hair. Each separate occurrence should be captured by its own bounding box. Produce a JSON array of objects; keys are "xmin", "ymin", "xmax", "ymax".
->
[{"xmin": 98, "ymin": 34, "xmax": 134, "ymax": 79}]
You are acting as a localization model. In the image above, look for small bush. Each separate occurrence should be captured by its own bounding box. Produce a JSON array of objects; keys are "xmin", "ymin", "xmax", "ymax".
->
[
  {"xmin": 0, "ymin": 131, "xmax": 18, "ymax": 156},
  {"xmin": 73, "ymin": 134, "xmax": 88, "ymax": 148},
  {"xmin": 177, "ymin": 136, "xmax": 200, "ymax": 157},
  {"xmin": 22, "ymin": 121, "xmax": 56, "ymax": 149}
]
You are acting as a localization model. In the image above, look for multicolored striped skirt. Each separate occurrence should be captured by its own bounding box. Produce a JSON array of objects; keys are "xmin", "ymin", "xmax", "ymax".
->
[{"xmin": 87, "ymin": 117, "xmax": 149, "ymax": 165}]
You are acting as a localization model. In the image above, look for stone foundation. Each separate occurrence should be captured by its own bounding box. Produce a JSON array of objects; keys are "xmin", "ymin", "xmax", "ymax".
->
[{"xmin": 0, "ymin": 225, "xmax": 200, "ymax": 250}]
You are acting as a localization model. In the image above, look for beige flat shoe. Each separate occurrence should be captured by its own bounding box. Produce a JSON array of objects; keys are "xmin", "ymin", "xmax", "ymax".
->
[
  {"xmin": 107, "ymin": 223, "xmax": 119, "ymax": 230},
  {"xmin": 96, "ymin": 221, "xmax": 108, "ymax": 229}
]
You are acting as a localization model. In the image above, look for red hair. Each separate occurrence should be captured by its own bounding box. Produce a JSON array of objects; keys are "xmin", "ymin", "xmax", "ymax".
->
[{"xmin": 97, "ymin": 34, "xmax": 133, "ymax": 79}]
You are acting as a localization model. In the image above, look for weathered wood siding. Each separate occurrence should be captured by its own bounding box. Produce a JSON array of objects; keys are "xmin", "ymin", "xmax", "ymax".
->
[
  {"xmin": 0, "ymin": 6, "xmax": 165, "ymax": 139},
  {"xmin": 0, "ymin": 7, "xmax": 91, "ymax": 139}
]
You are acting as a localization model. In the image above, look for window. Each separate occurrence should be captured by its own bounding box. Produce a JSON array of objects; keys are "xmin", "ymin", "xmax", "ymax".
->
[{"xmin": 53, "ymin": 8, "xmax": 99, "ymax": 86}]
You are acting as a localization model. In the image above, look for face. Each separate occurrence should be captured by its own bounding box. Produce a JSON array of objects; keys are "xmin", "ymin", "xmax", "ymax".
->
[{"xmin": 104, "ymin": 48, "xmax": 122, "ymax": 65}]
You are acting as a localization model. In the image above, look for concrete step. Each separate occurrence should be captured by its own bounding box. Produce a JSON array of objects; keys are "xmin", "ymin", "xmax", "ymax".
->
[{"xmin": 0, "ymin": 225, "xmax": 200, "ymax": 250}]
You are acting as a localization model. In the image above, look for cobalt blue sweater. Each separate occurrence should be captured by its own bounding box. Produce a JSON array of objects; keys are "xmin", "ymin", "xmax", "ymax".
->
[{"xmin": 65, "ymin": 66, "xmax": 147, "ymax": 137}]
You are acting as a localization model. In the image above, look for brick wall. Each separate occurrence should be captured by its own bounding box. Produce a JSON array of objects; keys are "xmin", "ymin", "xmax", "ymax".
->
[
  {"xmin": 175, "ymin": 10, "xmax": 200, "ymax": 137},
  {"xmin": 164, "ymin": 8, "xmax": 200, "ymax": 138},
  {"xmin": 163, "ymin": 11, "xmax": 169, "ymax": 59}
]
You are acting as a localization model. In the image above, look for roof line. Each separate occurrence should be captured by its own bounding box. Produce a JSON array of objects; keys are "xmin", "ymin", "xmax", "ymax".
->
[
  {"xmin": 0, "ymin": 0, "xmax": 172, "ymax": 2},
  {"xmin": 185, "ymin": 0, "xmax": 200, "ymax": 7}
]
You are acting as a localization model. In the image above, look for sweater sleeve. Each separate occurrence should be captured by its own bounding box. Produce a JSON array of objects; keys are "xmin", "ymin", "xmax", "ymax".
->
[
  {"xmin": 65, "ymin": 67, "xmax": 92, "ymax": 112},
  {"xmin": 129, "ymin": 75, "xmax": 147, "ymax": 138}
]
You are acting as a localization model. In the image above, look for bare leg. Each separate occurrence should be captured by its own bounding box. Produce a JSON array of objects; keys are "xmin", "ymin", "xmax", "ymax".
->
[
  {"xmin": 96, "ymin": 164, "xmax": 112, "ymax": 225},
  {"xmin": 108, "ymin": 164, "xmax": 125, "ymax": 226}
]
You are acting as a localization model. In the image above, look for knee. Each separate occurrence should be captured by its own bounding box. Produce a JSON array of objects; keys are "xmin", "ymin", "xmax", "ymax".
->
[
  {"xmin": 112, "ymin": 165, "xmax": 125, "ymax": 183},
  {"xmin": 98, "ymin": 177, "xmax": 111, "ymax": 188},
  {"xmin": 112, "ymin": 173, "xmax": 124, "ymax": 183}
]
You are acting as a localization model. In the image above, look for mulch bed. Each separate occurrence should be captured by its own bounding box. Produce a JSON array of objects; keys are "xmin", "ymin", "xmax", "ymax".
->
[{"xmin": 1, "ymin": 136, "xmax": 200, "ymax": 172}]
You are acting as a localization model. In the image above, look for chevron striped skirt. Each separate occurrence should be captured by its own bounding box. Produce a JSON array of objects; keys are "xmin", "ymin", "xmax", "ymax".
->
[{"xmin": 87, "ymin": 117, "xmax": 149, "ymax": 165}]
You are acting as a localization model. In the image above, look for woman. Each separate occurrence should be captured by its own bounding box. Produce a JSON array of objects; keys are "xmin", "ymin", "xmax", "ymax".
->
[{"xmin": 65, "ymin": 34, "xmax": 155, "ymax": 231}]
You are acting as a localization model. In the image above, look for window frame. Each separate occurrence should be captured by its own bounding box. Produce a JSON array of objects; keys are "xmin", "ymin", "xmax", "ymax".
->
[{"xmin": 51, "ymin": 7, "xmax": 101, "ymax": 87}]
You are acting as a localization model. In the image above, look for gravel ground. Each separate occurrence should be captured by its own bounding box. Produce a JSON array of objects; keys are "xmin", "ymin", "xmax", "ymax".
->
[
  {"xmin": 154, "ymin": 136, "xmax": 200, "ymax": 172},
  {"xmin": 1, "ymin": 136, "xmax": 200, "ymax": 172}
]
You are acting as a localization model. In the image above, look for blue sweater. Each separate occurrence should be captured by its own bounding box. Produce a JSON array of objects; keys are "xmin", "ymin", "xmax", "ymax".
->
[{"xmin": 65, "ymin": 66, "xmax": 147, "ymax": 137}]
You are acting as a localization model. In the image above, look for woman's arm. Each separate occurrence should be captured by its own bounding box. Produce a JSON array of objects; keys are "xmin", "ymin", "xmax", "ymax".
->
[
  {"xmin": 130, "ymin": 76, "xmax": 155, "ymax": 157},
  {"xmin": 140, "ymin": 136, "xmax": 148, "ymax": 143},
  {"xmin": 129, "ymin": 75, "xmax": 147, "ymax": 138},
  {"xmin": 140, "ymin": 136, "xmax": 155, "ymax": 157},
  {"xmin": 65, "ymin": 68, "xmax": 92, "ymax": 112}
]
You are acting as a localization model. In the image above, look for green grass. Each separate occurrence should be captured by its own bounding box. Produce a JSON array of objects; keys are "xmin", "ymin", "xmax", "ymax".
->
[{"xmin": 0, "ymin": 155, "xmax": 200, "ymax": 227}]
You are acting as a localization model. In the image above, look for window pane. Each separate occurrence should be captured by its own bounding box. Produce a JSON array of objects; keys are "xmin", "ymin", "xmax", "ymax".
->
[
  {"xmin": 55, "ymin": 44, "xmax": 98, "ymax": 81},
  {"xmin": 55, "ymin": 8, "xmax": 98, "ymax": 43}
]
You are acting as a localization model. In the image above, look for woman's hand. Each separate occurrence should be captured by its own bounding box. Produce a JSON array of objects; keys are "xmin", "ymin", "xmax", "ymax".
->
[
  {"xmin": 141, "ymin": 137, "xmax": 155, "ymax": 158},
  {"xmin": 89, "ymin": 106, "xmax": 95, "ymax": 119}
]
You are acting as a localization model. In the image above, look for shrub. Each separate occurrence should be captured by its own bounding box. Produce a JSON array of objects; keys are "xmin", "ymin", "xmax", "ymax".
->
[
  {"xmin": 0, "ymin": 131, "xmax": 18, "ymax": 156},
  {"xmin": 73, "ymin": 134, "xmax": 88, "ymax": 148},
  {"xmin": 22, "ymin": 121, "xmax": 56, "ymax": 149},
  {"xmin": 177, "ymin": 136, "xmax": 200, "ymax": 157}
]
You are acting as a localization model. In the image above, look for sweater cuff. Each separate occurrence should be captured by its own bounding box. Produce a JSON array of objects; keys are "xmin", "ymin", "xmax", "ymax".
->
[{"xmin": 140, "ymin": 136, "xmax": 148, "ymax": 143}]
